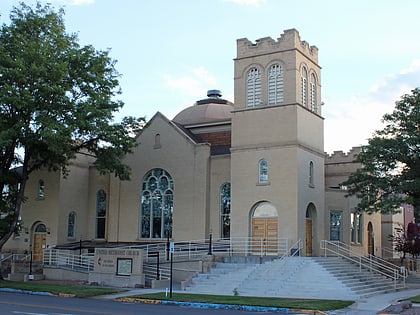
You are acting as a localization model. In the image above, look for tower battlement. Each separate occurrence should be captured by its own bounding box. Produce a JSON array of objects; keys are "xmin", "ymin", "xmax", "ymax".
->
[
  {"xmin": 325, "ymin": 147, "xmax": 361, "ymax": 164},
  {"xmin": 236, "ymin": 28, "xmax": 318, "ymax": 63}
]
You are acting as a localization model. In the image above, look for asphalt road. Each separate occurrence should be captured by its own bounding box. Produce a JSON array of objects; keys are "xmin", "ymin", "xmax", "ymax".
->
[{"xmin": 0, "ymin": 292, "xmax": 287, "ymax": 315}]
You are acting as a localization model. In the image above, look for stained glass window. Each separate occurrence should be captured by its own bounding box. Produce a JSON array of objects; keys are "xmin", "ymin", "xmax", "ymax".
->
[{"xmin": 220, "ymin": 183, "xmax": 231, "ymax": 239}]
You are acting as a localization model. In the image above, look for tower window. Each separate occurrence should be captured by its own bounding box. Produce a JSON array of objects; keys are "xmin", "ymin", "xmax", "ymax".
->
[
  {"xmin": 38, "ymin": 180, "xmax": 45, "ymax": 198},
  {"xmin": 268, "ymin": 64, "xmax": 284, "ymax": 105},
  {"xmin": 310, "ymin": 73, "xmax": 318, "ymax": 113},
  {"xmin": 301, "ymin": 67, "xmax": 308, "ymax": 107},
  {"xmin": 259, "ymin": 159, "xmax": 269, "ymax": 183},
  {"xmin": 246, "ymin": 67, "xmax": 261, "ymax": 108},
  {"xmin": 309, "ymin": 161, "xmax": 314, "ymax": 187}
]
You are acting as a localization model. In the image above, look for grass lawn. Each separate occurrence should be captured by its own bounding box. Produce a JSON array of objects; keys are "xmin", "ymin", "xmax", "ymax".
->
[
  {"xmin": 128, "ymin": 292, "xmax": 354, "ymax": 311},
  {"xmin": 0, "ymin": 279, "xmax": 361, "ymax": 311},
  {"xmin": 403, "ymin": 295, "xmax": 420, "ymax": 303},
  {"xmin": 0, "ymin": 280, "xmax": 126, "ymax": 298}
]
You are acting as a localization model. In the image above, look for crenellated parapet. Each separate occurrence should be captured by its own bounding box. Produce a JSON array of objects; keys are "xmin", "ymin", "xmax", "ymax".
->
[
  {"xmin": 325, "ymin": 147, "xmax": 362, "ymax": 164},
  {"xmin": 236, "ymin": 28, "xmax": 318, "ymax": 63}
]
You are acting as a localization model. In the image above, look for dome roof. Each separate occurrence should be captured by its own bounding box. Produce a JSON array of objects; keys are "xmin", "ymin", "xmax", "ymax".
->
[{"xmin": 172, "ymin": 90, "xmax": 233, "ymax": 126}]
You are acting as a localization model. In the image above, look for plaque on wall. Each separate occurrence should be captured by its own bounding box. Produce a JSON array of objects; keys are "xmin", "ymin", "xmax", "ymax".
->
[{"xmin": 116, "ymin": 258, "xmax": 132, "ymax": 276}]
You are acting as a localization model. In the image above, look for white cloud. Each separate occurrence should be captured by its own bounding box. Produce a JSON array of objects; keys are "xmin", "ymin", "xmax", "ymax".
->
[
  {"xmin": 224, "ymin": 0, "xmax": 265, "ymax": 6},
  {"xmin": 324, "ymin": 60, "xmax": 420, "ymax": 153},
  {"xmin": 163, "ymin": 66, "xmax": 217, "ymax": 98}
]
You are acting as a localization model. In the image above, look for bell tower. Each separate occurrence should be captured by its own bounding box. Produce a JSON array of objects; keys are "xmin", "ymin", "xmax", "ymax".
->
[{"xmin": 230, "ymin": 29, "xmax": 325, "ymax": 256}]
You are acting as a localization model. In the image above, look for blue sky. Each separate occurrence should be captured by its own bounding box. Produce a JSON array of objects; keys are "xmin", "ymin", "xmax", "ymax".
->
[{"xmin": 1, "ymin": 0, "xmax": 420, "ymax": 153}]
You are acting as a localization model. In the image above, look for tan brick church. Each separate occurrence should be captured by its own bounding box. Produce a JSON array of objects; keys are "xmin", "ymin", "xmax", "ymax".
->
[{"xmin": 3, "ymin": 29, "xmax": 404, "ymax": 261}]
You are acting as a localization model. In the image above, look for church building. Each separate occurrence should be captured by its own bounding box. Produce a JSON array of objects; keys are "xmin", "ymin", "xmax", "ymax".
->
[{"xmin": 4, "ymin": 29, "xmax": 391, "ymax": 260}]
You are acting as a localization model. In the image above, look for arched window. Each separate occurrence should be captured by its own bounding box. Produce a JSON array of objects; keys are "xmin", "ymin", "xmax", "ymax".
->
[
  {"xmin": 154, "ymin": 134, "xmax": 161, "ymax": 149},
  {"xmin": 220, "ymin": 183, "xmax": 231, "ymax": 239},
  {"xmin": 38, "ymin": 179, "xmax": 45, "ymax": 198},
  {"xmin": 67, "ymin": 211, "xmax": 76, "ymax": 239},
  {"xmin": 268, "ymin": 64, "xmax": 284, "ymax": 105},
  {"xmin": 310, "ymin": 73, "xmax": 318, "ymax": 113},
  {"xmin": 301, "ymin": 67, "xmax": 308, "ymax": 107},
  {"xmin": 95, "ymin": 190, "xmax": 107, "ymax": 239},
  {"xmin": 259, "ymin": 159, "xmax": 268, "ymax": 183},
  {"xmin": 309, "ymin": 161, "xmax": 314, "ymax": 186},
  {"xmin": 140, "ymin": 169, "xmax": 173, "ymax": 239},
  {"xmin": 246, "ymin": 67, "xmax": 261, "ymax": 108}
]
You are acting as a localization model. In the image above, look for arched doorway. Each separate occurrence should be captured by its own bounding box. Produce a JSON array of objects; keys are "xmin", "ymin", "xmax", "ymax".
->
[
  {"xmin": 32, "ymin": 223, "xmax": 47, "ymax": 261},
  {"xmin": 367, "ymin": 222, "xmax": 374, "ymax": 256},
  {"xmin": 251, "ymin": 202, "xmax": 278, "ymax": 255},
  {"xmin": 306, "ymin": 204, "xmax": 316, "ymax": 256}
]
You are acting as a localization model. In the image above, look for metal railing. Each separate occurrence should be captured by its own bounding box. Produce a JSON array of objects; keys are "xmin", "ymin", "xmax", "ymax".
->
[
  {"xmin": 43, "ymin": 249, "xmax": 94, "ymax": 272},
  {"xmin": 320, "ymin": 240, "xmax": 406, "ymax": 289},
  {"xmin": 128, "ymin": 237, "xmax": 292, "ymax": 263},
  {"xmin": 41, "ymin": 237, "xmax": 297, "ymax": 275}
]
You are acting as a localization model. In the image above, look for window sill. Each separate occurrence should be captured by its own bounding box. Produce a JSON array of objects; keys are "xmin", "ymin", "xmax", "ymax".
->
[{"xmin": 256, "ymin": 181, "xmax": 271, "ymax": 186}]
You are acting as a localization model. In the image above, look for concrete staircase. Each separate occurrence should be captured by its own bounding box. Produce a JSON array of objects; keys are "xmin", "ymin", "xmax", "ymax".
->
[
  {"xmin": 184, "ymin": 256, "xmax": 406, "ymax": 300},
  {"xmin": 184, "ymin": 262, "xmax": 258, "ymax": 295},
  {"xmin": 314, "ymin": 257, "xmax": 406, "ymax": 297}
]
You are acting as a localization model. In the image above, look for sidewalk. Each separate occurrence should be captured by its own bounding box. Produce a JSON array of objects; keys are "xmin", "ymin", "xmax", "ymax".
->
[{"xmin": 326, "ymin": 288, "xmax": 420, "ymax": 314}]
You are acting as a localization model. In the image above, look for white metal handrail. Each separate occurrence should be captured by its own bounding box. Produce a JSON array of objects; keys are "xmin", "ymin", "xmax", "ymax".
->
[
  {"xmin": 127, "ymin": 237, "xmax": 292, "ymax": 263},
  {"xmin": 321, "ymin": 240, "xmax": 405, "ymax": 289},
  {"xmin": 43, "ymin": 249, "xmax": 94, "ymax": 272}
]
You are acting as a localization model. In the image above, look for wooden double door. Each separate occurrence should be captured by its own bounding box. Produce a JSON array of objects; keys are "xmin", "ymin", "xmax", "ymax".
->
[{"xmin": 252, "ymin": 217, "xmax": 278, "ymax": 255}]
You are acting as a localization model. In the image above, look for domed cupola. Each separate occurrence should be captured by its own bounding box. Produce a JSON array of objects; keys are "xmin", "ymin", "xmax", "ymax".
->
[{"xmin": 172, "ymin": 90, "xmax": 233, "ymax": 126}]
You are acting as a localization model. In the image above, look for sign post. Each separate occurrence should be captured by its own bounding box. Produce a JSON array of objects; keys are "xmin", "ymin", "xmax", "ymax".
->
[{"xmin": 169, "ymin": 242, "xmax": 174, "ymax": 298}]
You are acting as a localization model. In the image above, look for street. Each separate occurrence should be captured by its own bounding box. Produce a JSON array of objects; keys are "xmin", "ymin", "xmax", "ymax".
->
[{"xmin": 0, "ymin": 292, "xmax": 287, "ymax": 314}]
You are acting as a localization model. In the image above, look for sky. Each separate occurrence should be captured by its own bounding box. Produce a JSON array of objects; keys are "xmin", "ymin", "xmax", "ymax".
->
[{"xmin": 1, "ymin": 0, "xmax": 419, "ymax": 153}]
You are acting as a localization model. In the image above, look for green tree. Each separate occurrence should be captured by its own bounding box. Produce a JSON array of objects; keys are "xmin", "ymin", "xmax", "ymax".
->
[
  {"xmin": 342, "ymin": 88, "xmax": 420, "ymax": 216},
  {"xmin": 0, "ymin": 3, "xmax": 144, "ymax": 252}
]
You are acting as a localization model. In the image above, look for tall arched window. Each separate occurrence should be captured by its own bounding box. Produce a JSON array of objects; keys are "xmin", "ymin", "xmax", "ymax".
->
[
  {"xmin": 38, "ymin": 179, "xmax": 45, "ymax": 198},
  {"xmin": 246, "ymin": 67, "xmax": 261, "ymax": 108},
  {"xmin": 310, "ymin": 73, "xmax": 318, "ymax": 113},
  {"xmin": 309, "ymin": 161, "xmax": 314, "ymax": 186},
  {"xmin": 301, "ymin": 67, "xmax": 308, "ymax": 107},
  {"xmin": 259, "ymin": 159, "xmax": 269, "ymax": 183},
  {"xmin": 67, "ymin": 211, "xmax": 76, "ymax": 239},
  {"xmin": 95, "ymin": 190, "xmax": 107, "ymax": 239},
  {"xmin": 268, "ymin": 64, "xmax": 284, "ymax": 105},
  {"xmin": 140, "ymin": 169, "xmax": 173, "ymax": 239},
  {"xmin": 220, "ymin": 183, "xmax": 231, "ymax": 239}
]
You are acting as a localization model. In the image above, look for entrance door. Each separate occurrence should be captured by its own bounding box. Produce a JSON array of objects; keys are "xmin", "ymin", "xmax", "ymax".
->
[
  {"xmin": 33, "ymin": 223, "xmax": 47, "ymax": 261},
  {"xmin": 306, "ymin": 218, "xmax": 312, "ymax": 256},
  {"xmin": 251, "ymin": 202, "xmax": 278, "ymax": 255}
]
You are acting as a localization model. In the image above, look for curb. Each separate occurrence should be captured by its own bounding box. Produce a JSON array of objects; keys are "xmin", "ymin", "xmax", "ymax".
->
[
  {"xmin": 116, "ymin": 297, "xmax": 327, "ymax": 314},
  {"xmin": 0, "ymin": 287, "xmax": 52, "ymax": 296}
]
